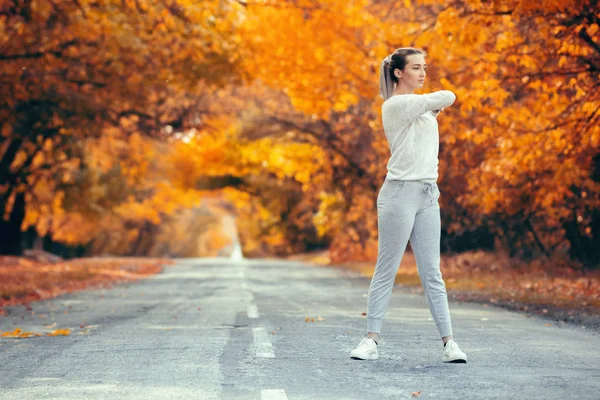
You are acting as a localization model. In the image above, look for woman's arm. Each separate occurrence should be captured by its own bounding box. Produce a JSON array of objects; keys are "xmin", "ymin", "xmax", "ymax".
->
[{"xmin": 392, "ymin": 90, "xmax": 456, "ymax": 121}]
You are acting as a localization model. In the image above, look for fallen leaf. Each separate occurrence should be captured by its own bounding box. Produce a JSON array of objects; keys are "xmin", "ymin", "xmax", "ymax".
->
[
  {"xmin": 46, "ymin": 328, "xmax": 71, "ymax": 336},
  {"xmin": 361, "ymin": 312, "xmax": 367, "ymax": 316},
  {"xmin": 1, "ymin": 328, "xmax": 22, "ymax": 337},
  {"xmin": 1, "ymin": 328, "xmax": 42, "ymax": 338}
]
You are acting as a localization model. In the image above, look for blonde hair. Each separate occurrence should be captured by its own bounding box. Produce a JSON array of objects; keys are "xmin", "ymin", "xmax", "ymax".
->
[{"xmin": 379, "ymin": 47, "xmax": 428, "ymax": 100}]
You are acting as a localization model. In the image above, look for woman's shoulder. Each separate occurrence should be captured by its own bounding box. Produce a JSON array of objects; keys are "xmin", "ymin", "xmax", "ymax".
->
[
  {"xmin": 385, "ymin": 94, "xmax": 417, "ymax": 102},
  {"xmin": 382, "ymin": 94, "xmax": 420, "ymax": 110},
  {"xmin": 383, "ymin": 94, "xmax": 414, "ymax": 107}
]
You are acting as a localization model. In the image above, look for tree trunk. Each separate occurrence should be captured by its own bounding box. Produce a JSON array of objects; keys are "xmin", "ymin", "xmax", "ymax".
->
[
  {"xmin": 0, "ymin": 192, "xmax": 26, "ymax": 255},
  {"xmin": 564, "ymin": 153, "xmax": 600, "ymax": 268}
]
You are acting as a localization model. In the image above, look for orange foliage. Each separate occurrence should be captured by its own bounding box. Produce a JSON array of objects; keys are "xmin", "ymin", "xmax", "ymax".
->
[
  {"xmin": 1, "ymin": 0, "xmax": 598, "ymax": 267},
  {"xmin": 0, "ymin": 0, "xmax": 245, "ymax": 255},
  {"xmin": 230, "ymin": 0, "xmax": 600, "ymax": 264}
]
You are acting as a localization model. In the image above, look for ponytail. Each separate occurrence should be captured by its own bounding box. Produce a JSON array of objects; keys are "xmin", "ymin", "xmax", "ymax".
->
[
  {"xmin": 379, "ymin": 47, "xmax": 425, "ymax": 100},
  {"xmin": 379, "ymin": 55, "xmax": 394, "ymax": 101}
]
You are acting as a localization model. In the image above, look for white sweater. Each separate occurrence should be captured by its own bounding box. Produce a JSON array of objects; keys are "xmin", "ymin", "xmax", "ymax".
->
[{"xmin": 381, "ymin": 90, "xmax": 456, "ymax": 183}]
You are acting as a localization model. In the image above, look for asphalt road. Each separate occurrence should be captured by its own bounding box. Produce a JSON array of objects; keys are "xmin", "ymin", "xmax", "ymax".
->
[{"xmin": 1, "ymin": 258, "xmax": 599, "ymax": 400}]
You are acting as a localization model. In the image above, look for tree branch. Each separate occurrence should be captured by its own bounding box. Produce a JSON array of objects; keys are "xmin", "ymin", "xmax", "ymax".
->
[
  {"xmin": 0, "ymin": 39, "xmax": 80, "ymax": 61},
  {"xmin": 266, "ymin": 115, "xmax": 379, "ymax": 191}
]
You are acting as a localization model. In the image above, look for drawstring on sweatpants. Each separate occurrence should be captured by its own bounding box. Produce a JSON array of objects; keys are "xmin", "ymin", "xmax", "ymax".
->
[
  {"xmin": 423, "ymin": 182, "xmax": 434, "ymax": 194},
  {"xmin": 423, "ymin": 183, "xmax": 436, "ymax": 203}
]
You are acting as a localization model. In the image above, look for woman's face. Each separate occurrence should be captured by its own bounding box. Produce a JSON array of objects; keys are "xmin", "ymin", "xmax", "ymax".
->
[{"xmin": 396, "ymin": 54, "xmax": 427, "ymax": 89}]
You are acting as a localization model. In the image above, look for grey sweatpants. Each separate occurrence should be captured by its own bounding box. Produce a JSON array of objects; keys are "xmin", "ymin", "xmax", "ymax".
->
[{"xmin": 367, "ymin": 179, "xmax": 453, "ymax": 338}]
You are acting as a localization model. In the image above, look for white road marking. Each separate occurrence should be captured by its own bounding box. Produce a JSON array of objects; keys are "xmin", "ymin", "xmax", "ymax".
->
[
  {"xmin": 261, "ymin": 389, "xmax": 288, "ymax": 400},
  {"xmin": 247, "ymin": 304, "xmax": 260, "ymax": 318},
  {"xmin": 253, "ymin": 327, "xmax": 275, "ymax": 358},
  {"xmin": 231, "ymin": 242, "xmax": 244, "ymax": 260}
]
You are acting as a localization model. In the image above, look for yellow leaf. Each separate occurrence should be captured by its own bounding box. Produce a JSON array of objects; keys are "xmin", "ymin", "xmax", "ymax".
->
[
  {"xmin": 47, "ymin": 328, "xmax": 71, "ymax": 336},
  {"xmin": 1, "ymin": 328, "xmax": 22, "ymax": 337}
]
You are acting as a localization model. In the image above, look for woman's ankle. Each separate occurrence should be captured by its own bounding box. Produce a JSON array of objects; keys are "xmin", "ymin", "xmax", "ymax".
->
[{"xmin": 367, "ymin": 332, "xmax": 380, "ymax": 344}]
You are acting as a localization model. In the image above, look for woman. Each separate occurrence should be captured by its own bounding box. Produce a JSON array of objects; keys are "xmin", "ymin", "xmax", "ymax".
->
[{"xmin": 350, "ymin": 47, "xmax": 467, "ymax": 363}]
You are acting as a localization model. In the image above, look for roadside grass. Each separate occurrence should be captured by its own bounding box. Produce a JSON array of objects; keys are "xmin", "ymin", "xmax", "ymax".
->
[{"xmin": 0, "ymin": 256, "xmax": 172, "ymax": 315}]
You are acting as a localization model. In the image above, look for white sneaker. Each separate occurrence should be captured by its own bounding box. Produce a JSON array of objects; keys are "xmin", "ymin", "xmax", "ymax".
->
[
  {"xmin": 350, "ymin": 338, "xmax": 379, "ymax": 360},
  {"xmin": 442, "ymin": 339, "xmax": 467, "ymax": 363}
]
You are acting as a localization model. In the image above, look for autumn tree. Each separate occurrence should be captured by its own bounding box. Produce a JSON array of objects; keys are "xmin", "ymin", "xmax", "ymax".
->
[
  {"xmin": 224, "ymin": 0, "xmax": 600, "ymax": 265},
  {"xmin": 2, "ymin": 0, "xmax": 598, "ymax": 267},
  {"xmin": 423, "ymin": 0, "xmax": 600, "ymax": 264},
  {"xmin": 0, "ymin": 0, "xmax": 245, "ymax": 255}
]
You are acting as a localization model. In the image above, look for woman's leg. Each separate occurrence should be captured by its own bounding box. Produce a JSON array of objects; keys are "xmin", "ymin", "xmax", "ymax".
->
[
  {"xmin": 409, "ymin": 196, "xmax": 453, "ymax": 340},
  {"xmin": 366, "ymin": 181, "xmax": 417, "ymax": 336}
]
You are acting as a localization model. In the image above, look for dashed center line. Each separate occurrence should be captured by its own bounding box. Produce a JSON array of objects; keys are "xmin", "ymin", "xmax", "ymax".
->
[
  {"xmin": 253, "ymin": 327, "xmax": 275, "ymax": 358},
  {"xmin": 247, "ymin": 304, "xmax": 260, "ymax": 318},
  {"xmin": 261, "ymin": 389, "xmax": 288, "ymax": 400}
]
